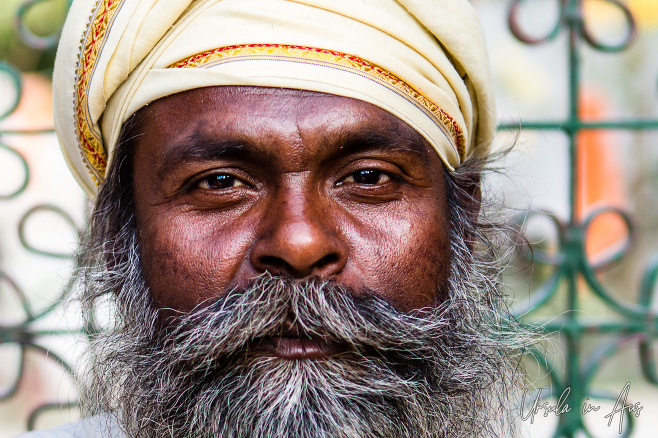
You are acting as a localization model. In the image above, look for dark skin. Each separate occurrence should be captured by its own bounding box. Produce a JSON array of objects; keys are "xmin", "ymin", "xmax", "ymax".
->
[{"xmin": 131, "ymin": 86, "xmax": 453, "ymax": 355}]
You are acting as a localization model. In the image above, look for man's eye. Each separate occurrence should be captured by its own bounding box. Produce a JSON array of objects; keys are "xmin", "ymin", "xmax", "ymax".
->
[
  {"xmin": 197, "ymin": 174, "xmax": 245, "ymax": 190},
  {"xmin": 345, "ymin": 169, "xmax": 391, "ymax": 185}
]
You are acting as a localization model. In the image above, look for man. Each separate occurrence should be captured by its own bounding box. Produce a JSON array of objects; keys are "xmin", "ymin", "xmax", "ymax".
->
[{"xmin": 20, "ymin": 0, "xmax": 526, "ymax": 436}]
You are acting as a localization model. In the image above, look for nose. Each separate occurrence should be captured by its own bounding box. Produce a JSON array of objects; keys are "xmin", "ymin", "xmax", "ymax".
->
[{"xmin": 250, "ymin": 193, "xmax": 347, "ymax": 279}]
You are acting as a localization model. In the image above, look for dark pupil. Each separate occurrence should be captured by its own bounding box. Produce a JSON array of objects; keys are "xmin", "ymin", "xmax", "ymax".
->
[
  {"xmin": 353, "ymin": 169, "xmax": 381, "ymax": 185},
  {"xmin": 207, "ymin": 174, "xmax": 234, "ymax": 189}
]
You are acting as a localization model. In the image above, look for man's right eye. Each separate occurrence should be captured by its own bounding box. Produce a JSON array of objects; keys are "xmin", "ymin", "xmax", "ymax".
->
[{"xmin": 197, "ymin": 174, "xmax": 245, "ymax": 190}]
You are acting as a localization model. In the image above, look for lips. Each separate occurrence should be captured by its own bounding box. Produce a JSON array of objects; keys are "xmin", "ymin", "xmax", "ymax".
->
[
  {"xmin": 258, "ymin": 321, "xmax": 343, "ymax": 359},
  {"xmin": 269, "ymin": 336, "xmax": 337, "ymax": 359}
]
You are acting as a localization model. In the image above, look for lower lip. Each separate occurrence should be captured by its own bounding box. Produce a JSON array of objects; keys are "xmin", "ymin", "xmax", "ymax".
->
[{"xmin": 264, "ymin": 337, "xmax": 337, "ymax": 359}]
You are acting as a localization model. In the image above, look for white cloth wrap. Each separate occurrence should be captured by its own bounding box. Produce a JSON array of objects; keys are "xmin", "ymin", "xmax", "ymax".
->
[{"xmin": 53, "ymin": 0, "xmax": 495, "ymax": 196}]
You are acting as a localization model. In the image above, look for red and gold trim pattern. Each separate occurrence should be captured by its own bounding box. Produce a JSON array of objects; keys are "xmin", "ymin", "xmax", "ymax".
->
[
  {"xmin": 74, "ymin": 0, "xmax": 125, "ymax": 182},
  {"xmin": 169, "ymin": 44, "xmax": 465, "ymax": 157}
]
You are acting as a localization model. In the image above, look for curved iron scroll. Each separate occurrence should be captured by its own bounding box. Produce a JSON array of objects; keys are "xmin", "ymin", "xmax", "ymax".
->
[
  {"xmin": 0, "ymin": 0, "xmax": 81, "ymax": 432},
  {"xmin": 504, "ymin": 1, "xmax": 658, "ymax": 436}
]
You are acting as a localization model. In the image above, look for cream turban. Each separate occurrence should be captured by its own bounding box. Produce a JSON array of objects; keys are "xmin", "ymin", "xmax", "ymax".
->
[{"xmin": 53, "ymin": 0, "xmax": 495, "ymax": 196}]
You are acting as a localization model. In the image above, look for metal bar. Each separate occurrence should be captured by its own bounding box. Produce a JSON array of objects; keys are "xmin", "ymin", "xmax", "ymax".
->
[
  {"xmin": 0, "ymin": 129, "xmax": 56, "ymax": 135},
  {"xmin": 498, "ymin": 120, "xmax": 658, "ymax": 131}
]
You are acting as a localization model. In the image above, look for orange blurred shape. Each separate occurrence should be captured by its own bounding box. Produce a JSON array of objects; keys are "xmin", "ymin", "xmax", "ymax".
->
[
  {"xmin": 629, "ymin": 0, "xmax": 658, "ymax": 29},
  {"xmin": 576, "ymin": 89, "xmax": 628, "ymax": 263}
]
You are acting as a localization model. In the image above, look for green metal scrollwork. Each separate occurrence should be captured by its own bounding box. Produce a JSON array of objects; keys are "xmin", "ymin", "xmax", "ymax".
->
[
  {"xmin": 0, "ymin": 0, "xmax": 80, "ymax": 432},
  {"xmin": 508, "ymin": 0, "xmax": 636, "ymax": 52},
  {"xmin": 18, "ymin": 205, "xmax": 80, "ymax": 259},
  {"xmin": 15, "ymin": 0, "xmax": 72, "ymax": 50},
  {"xmin": 505, "ymin": 0, "xmax": 658, "ymax": 436}
]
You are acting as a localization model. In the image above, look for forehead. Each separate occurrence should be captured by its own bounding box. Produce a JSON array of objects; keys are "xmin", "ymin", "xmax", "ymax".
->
[
  {"xmin": 134, "ymin": 86, "xmax": 437, "ymax": 165},
  {"xmin": 140, "ymin": 86, "xmax": 417, "ymax": 125}
]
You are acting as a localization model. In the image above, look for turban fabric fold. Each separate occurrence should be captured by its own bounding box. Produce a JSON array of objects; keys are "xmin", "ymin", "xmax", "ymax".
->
[{"xmin": 54, "ymin": 0, "xmax": 495, "ymax": 196}]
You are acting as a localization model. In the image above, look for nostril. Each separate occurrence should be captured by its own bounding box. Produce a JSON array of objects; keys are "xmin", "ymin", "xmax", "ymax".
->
[
  {"xmin": 315, "ymin": 254, "xmax": 339, "ymax": 269},
  {"xmin": 257, "ymin": 253, "xmax": 342, "ymax": 277},
  {"xmin": 259, "ymin": 256, "xmax": 293, "ymax": 273}
]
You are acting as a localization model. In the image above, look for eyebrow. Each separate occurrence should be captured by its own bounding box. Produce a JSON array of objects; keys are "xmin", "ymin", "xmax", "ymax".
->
[
  {"xmin": 328, "ymin": 127, "xmax": 431, "ymax": 164},
  {"xmin": 157, "ymin": 132, "xmax": 252, "ymax": 180},
  {"xmin": 156, "ymin": 124, "xmax": 433, "ymax": 179}
]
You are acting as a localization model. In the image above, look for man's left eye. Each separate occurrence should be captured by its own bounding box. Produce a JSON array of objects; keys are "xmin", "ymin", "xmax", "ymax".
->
[
  {"xmin": 197, "ymin": 174, "xmax": 246, "ymax": 190},
  {"xmin": 343, "ymin": 169, "xmax": 391, "ymax": 185}
]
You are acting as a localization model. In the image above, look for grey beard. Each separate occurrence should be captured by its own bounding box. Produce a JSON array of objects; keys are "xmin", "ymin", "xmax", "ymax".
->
[{"xmin": 78, "ymin": 223, "xmax": 524, "ymax": 438}]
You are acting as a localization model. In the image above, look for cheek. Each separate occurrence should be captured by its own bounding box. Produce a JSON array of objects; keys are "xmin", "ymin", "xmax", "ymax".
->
[
  {"xmin": 137, "ymin": 213, "xmax": 256, "ymax": 311},
  {"xmin": 345, "ymin": 201, "xmax": 451, "ymax": 311}
]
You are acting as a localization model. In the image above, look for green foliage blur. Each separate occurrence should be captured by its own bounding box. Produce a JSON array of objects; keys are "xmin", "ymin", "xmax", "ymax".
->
[{"xmin": 0, "ymin": 0, "xmax": 70, "ymax": 72}]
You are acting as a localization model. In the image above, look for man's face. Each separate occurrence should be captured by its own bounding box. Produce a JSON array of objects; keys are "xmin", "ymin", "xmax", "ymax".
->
[
  {"xmin": 83, "ymin": 86, "xmax": 519, "ymax": 438},
  {"xmin": 132, "ymin": 86, "xmax": 451, "ymax": 320}
]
